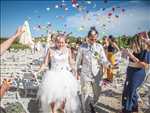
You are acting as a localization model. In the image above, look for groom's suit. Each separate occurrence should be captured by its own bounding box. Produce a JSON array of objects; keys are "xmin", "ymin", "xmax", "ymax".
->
[{"xmin": 76, "ymin": 43, "xmax": 109, "ymax": 113}]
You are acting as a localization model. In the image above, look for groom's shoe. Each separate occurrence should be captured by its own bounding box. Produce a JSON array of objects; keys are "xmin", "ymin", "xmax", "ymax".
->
[{"xmin": 90, "ymin": 103, "xmax": 96, "ymax": 113}]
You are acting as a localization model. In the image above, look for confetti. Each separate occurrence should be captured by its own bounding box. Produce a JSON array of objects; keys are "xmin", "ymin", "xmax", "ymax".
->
[
  {"xmin": 79, "ymin": 26, "xmax": 84, "ymax": 31},
  {"xmin": 72, "ymin": 4, "xmax": 76, "ymax": 7},
  {"xmin": 102, "ymin": 8, "xmax": 106, "ymax": 11},
  {"xmin": 64, "ymin": 7, "xmax": 69, "ymax": 11},
  {"xmin": 122, "ymin": 8, "xmax": 125, "ymax": 12},
  {"xmin": 93, "ymin": 4, "xmax": 96, "ymax": 8},
  {"xmin": 115, "ymin": 15, "xmax": 119, "ymax": 18},
  {"xmin": 38, "ymin": 25, "xmax": 41, "ymax": 29},
  {"xmin": 86, "ymin": 1, "xmax": 92, "ymax": 4},
  {"xmin": 56, "ymin": 15, "xmax": 64, "ymax": 19},
  {"xmin": 47, "ymin": 23, "xmax": 51, "ymax": 27},
  {"xmin": 108, "ymin": 12, "xmax": 112, "ymax": 16},
  {"xmin": 46, "ymin": 7, "xmax": 50, "ymax": 11},
  {"xmin": 72, "ymin": 0, "xmax": 77, "ymax": 5},
  {"xmin": 112, "ymin": 7, "xmax": 115, "ymax": 12},
  {"xmin": 55, "ymin": 5, "xmax": 59, "ymax": 8}
]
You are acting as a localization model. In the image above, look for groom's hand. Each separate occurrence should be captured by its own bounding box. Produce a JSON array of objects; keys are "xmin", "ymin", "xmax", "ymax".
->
[
  {"xmin": 32, "ymin": 72, "xmax": 38, "ymax": 80},
  {"xmin": 76, "ymin": 72, "xmax": 80, "ymax": 80}
]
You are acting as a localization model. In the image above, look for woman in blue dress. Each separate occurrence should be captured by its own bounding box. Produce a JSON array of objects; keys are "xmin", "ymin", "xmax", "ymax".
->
[{"xmin": 121, "ymin": 34, "xmax": 150, "ymax": 113}]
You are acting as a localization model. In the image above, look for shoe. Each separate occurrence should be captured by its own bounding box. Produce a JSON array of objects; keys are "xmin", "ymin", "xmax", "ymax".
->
[
  {"xmin": 121, "ymin": 109, "xmax": 132, "ymax": 113},
  {"xmin": 132, "ymin": 105, "xmax": 138, "ymax": 112},
  {"xmin": 89, "ymin": 103, "xmax": 96, "ymax": 113}
]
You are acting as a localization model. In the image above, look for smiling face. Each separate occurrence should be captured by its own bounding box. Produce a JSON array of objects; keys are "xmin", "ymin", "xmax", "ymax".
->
[
  {"xmin": 88, "ymin": 30, "xmax": 98, "ymax": 44},
  {"xmin": 103, "ymin": 36, "xmax": 109, "ymax": 45},
  {"xmin": 55, "ymin": 36, "xmax": 66, "ymax": 49}
]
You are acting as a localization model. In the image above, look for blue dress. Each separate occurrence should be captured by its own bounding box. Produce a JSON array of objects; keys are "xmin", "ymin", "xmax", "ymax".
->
[{"xmin": 122, "ymin": 49, "xmax": 150, "ymax": 113}]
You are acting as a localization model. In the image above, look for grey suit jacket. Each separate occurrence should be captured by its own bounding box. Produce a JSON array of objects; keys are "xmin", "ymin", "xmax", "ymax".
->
[{"xmin": 76, "ymin": 43, "xmax": 109, "ymax": 82}]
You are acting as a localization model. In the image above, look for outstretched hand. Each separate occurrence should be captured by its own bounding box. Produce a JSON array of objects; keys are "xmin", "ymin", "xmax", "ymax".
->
[
  {"xmin": 15, "ymin": 26, "xmax": 25, "ymax": 38},
  {"xmin": 32, "ymin": 72, "xmax": 38, "ymax": 80},
  {"xmin": 139, "ymin": 62, "xmax": 149, "ymax": 69}
]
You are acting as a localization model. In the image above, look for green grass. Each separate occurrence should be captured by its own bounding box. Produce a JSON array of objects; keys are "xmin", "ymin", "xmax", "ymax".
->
[
  {"xmin": 5, "ymin": 102, "xmax": 26, "ymax": 113},
  {"xmin": 0, "ymin": 38, "xmax": 30, "ymax": 50},
  {"xmin": 1, "ymin": 31, "xmax": 149, "ymax": 50},
  {"xmin": 9, "ymin": 43, "xmax": 30, "ymax": 50}
]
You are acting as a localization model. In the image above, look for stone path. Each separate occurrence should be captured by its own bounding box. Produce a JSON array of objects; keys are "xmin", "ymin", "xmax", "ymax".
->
[{"xmin": 0, "ymin": 49, "xmax": 150, "ymax": 113}]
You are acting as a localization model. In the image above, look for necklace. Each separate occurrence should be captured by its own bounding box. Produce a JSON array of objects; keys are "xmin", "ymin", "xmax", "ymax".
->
[{"xmin": 55, "ymin": 47, "xmax": 65, "ymax": 56}]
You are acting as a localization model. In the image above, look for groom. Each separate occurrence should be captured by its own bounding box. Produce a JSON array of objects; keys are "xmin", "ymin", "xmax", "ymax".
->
[{"xmin": 76, "ymin": 27, "xmax": 110, "ymax": 113}]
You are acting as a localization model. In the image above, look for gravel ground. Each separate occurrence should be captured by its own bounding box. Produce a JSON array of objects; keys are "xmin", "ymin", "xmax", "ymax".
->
[{"xmin": 1, "ymin": 49, "xmax": 150, "ymax": 113}]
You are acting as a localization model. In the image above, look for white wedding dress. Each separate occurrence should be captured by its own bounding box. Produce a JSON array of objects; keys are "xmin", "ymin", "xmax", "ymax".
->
[{"xmin": 37, "ymin": 47, "xmax": 81, "ymax": 113}]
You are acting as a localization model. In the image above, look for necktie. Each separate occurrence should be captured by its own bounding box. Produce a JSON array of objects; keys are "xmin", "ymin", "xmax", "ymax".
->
[{"xmin": 89, "ymin": 45, "xmax": 94, "ymax": 52}]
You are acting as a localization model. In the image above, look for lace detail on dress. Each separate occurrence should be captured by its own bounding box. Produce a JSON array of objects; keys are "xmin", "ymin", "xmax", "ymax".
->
[{"xmin": 50, "ymin": 47, "xmax": 70, "ymax": 71}]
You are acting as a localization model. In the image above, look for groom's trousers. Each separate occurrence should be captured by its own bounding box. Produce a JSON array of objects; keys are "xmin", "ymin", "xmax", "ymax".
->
[{"xmin": 80, "ymin": 75, "xmax": 101, "ymax": 113}]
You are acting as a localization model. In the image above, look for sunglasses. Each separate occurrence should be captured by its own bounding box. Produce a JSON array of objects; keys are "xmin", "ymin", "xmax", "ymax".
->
[{"xmin": 90, "ymin": 38, "xmax": 97, "ymax": 41}]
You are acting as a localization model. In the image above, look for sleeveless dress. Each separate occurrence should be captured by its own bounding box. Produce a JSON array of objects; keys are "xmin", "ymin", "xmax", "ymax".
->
[
  {"xmin": 107, "ymin": 44, "xmax": 116, "ymax": 81},
  {"xmin": 37, "ymin": 47, "xmax": 81, "ymax": 113},
  {"xmin": 122, "ymin": 50, "xmax": 149, "ymax": 112}
]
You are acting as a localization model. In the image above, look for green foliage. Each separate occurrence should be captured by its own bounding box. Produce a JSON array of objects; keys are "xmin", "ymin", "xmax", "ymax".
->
[
  {"xmin": 117, "ymin": 36, "xmax": 130, "ymax": 48},
  {"xmin": 10, "ymin": 39, "xmax": 30, "ymax": 50},
  {"xmin": 0, "ymin": 37, "xmax": 30, "ymax": 50},
  {"xmin": 5, "ymin": 102, "xmax": 26, "ymax": 113},
  {"xmin": 0, "ymin": 38, "xmax": 7, "ymax": 44},
  {"xmin": 34, "ymin": 36, "xmax": 47, "ymax": 43},
  {"xmin": 10, "ymin": 43, "xmax": 30, "ymax": 50},
  {"xmin": 1, "ymin": 31, "xmax": 149, "ymax": 50}
]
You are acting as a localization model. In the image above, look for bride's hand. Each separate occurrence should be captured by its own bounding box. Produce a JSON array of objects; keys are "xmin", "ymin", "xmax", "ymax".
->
[
  {"xmin": 32, "ymin": 72, "xmax": 38, "ymax": 80},
  {"xmin": 76, "ymin": 72, "xmax": 80, "ymax": 80}
]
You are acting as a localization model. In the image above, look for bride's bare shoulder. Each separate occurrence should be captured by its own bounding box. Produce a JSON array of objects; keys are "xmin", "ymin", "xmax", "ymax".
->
[
  {"xmin": 47, "ymin": 47, "xmax": 56, "ymax": 55},
  {"xmin": 49, "ymin": 46, "xmax": 56, "ymax": 51}
]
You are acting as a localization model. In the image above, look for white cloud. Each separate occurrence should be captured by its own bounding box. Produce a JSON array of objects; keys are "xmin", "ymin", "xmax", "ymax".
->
[{"xmin": 65, "ymin": 3, "xmax": 150, "ymax": 37}]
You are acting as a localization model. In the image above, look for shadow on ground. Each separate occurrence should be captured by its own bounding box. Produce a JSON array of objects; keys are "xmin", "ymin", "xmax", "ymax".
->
[
  {"xmin": 95, "ymin": 102, "xmax": 120, "ymax": 113},
  {"xmin": 28, "ymin": 99, "xmax": 41, "ymax": 113}
]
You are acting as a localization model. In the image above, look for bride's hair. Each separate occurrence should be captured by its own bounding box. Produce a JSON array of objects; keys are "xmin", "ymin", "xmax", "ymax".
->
[{"xmin": 55, "ymin": 34, "xmax": 66, "ymax": 42}]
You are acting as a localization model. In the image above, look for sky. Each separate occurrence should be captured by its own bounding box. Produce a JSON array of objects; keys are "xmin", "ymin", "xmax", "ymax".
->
[{"xmin": 1, "ymin": 0, "xmax": 150, "ymax": 38}]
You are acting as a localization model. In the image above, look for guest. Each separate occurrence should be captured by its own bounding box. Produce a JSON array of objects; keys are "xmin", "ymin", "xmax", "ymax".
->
[
  {"xmin": 121, "ymin": 35, "xmax": 149, "ymax": 113},
  {"xmin": 0, "ymin": 26, "xmax": 24, "ymax": 113},
  {"xmin": 102, "ymin": 36, "xmax": 109, "ymax": 77},
  {"xmin": 106, "ymin": 35, "xmax": 120, "ymax": 82},
  {"xmin": 0, "ymin": 27, "xmax": 24, "ymax": 56}
]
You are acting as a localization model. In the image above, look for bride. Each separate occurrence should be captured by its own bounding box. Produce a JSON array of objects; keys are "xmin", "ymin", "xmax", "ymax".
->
[{"xmin": 35, "ymin": 34, "xmax": 81, "ymax": 113}]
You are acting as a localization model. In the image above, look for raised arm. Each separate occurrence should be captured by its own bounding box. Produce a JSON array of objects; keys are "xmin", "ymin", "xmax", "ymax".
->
[
  {"xmin": 124, "ymin": 48, "xmax": 148, "ymax": 68},
  {"xmin": 0, "ymin": 27, "xmax": 24, "ymax": 56},
  {"xmin": 112, "ymin": 42, "xmax": 120, "ymax": 52},
  {"xmin": 124, "ymin": 49, "xmax": 139, "ymax": 62}
]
